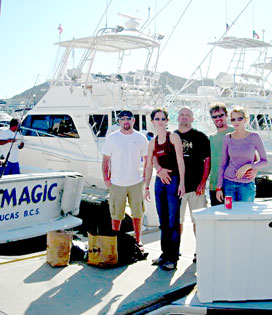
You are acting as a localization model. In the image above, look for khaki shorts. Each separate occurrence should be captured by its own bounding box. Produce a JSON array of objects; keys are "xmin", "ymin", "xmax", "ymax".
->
[
  {"xmin": 180, "ymin": 191, "xmax": 207, "ymax": 223},
  {"xmin": 109, "ymin": 181, "xmax": 145, "ymax": 220}
]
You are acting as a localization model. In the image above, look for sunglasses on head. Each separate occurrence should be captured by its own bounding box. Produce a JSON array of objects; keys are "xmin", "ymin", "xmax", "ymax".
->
[
  {"xmin": 154, "ymin": 117, "xmax": 167, "ymax": 121},
  {"xmin": 230, "ymin": 117, "xmax": 244, "ymax": 122},
  {"xmin": 211, "ymin": 113, "xmax": 225, "ymax": 119}
]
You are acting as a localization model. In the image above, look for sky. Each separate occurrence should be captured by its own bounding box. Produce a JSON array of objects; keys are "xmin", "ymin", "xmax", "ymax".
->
[{"xmin": 1, "ymin": 0, "xmax": 272, "ymax": 99}]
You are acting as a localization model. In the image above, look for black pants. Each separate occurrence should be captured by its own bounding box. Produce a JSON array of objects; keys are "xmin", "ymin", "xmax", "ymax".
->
[{"xmin": 209, "ymin": 190, "xmax": 224, "ymax": 206}]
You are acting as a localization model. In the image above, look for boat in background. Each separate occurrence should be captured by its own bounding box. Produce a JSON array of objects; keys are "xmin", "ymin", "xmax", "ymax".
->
[
  {"xmin": 19, "ymin": 14, "xmax": 163, "ymax": 189},
  {"xmin": 0, "ymin": 110, "xmax": 12, "ymax": 128},
  {"xmin": 165, "ymin": 36, "xmax": 272, "ymax": 174},
  {"xmin": 18, "ymin": 14, "xmax": 166, "ymax": 226}
]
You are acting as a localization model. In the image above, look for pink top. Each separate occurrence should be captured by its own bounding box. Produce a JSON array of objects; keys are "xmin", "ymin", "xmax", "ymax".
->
[{"xmin": 217, "ymin": 132, "xmax": 268, "ymax": 187}]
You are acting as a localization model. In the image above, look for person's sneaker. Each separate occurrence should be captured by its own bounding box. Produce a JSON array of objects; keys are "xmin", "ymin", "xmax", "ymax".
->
[
  {"xmin": 161, "ymin": 261, "xmax": 176, "ymax": 271},
  {"xmin": 193, "ymin": 253, "xmax": 197, "ymax": 263},
  {"xmin": 152, "ymin": 256, "xmax": 165, "ymax": 266}
]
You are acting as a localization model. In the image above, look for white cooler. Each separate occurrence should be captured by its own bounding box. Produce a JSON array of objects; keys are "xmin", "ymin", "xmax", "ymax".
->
[{"xmin": 193, "ymin": 201, "xmax": 272, "ymax": 303}]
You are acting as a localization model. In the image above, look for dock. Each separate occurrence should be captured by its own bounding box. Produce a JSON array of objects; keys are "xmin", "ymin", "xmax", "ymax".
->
[
  {"xmin": 0, "ymin": 211, "xmax": 196, "ymax": 315},
  {"xmin": 2, "ymin": 206, "xmax": 272, "ymax": 314}
]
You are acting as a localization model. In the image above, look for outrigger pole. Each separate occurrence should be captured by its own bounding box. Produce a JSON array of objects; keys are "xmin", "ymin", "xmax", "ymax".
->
[{"xmin": 0, "ymin": 75, "xmax": 40, "ymax": 178}]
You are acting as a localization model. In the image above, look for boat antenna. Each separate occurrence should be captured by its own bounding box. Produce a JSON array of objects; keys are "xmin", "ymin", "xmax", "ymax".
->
[
  {"xmin": 0, "ymin": 74, "xmax": 40, "ymax": 178},
  {"xmin": 251, "ymin": 0, "xmax": 259, "ymax": 39},
  {"xmin": 140, "ymin": 0, "xmax": 173, "ymax": 33},
  {"xmin": 225, "ymin": 0, "xmax": 228, "ymax": 30},
  {"xmin": 105, "ymin": 0, "xmax": 109, "ymax": 28},
  {"xmin": 92, "ymin": 0, "xmax": 113, "ymax": 36},
  {"xmin": 139, "ymin": 7, "xmax": 151, "ymax": 32},
  {"xmin": 252, "ymin": 0, "xmax": 254, "ymax": 35},
  {"xmin": 154, "ymin": 0, "xmax": 157, "ymax": 36},
  {"xmin": 52, "ymin": 24, "xmax": 64, "ymax": 78},
  {"xmin": 71, "ymin": 0, "xmax": 113, "ymax": 87},
  {"xmin": 176, "ymin": 0, "xmax": 253, "ymax": 94},
  {"xmin": 159, "ymin": 0, "xmax": 192, "ymax": 58}
]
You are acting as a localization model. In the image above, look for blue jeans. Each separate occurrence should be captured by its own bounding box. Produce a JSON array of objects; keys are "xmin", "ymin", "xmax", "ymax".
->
[
  {"xmin": 155, "ymin": 175, "xmax": 181, "ymax": 263},
  {"xmin": 0, "ymin": 162, "xmax": 20, "ymax": 175},
  {"xmin": 223, "ymin": 178, "xmax": 256, "ymax": 202}
]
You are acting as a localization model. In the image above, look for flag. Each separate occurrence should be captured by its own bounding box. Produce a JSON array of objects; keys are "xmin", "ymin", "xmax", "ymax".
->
[
  {"xmin": 226, "ymin": 23, "xmax": 230, "ymax": 31},
  {"xmin": 58, "ymin": 24, "xmax": 63, "ymax": 34},
  {"xmin": 253, "ymin": 30, "xmax": 259, "ymax": 39}
]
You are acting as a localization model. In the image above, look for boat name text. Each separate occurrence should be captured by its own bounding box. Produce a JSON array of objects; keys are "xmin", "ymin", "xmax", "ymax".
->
[{"xmin": 0, "ymin": 182, "xmax": 58, "ymax": 208}]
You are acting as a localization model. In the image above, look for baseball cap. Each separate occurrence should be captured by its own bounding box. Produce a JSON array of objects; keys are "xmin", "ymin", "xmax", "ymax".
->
[{"xmin": 118, "ymin": 110, "xmax": 134, "ymax": 119}]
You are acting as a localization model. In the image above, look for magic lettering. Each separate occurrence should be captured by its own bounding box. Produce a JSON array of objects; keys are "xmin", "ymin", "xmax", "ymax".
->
[{"xmin": 0, "ymin": 182, "xmax": 58, "ymax": 208}]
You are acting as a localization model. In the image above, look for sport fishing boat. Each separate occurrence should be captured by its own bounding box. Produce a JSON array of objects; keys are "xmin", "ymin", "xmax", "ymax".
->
[
  {"xmin": 20, "ymin": 15, "xmax": 163, "ymax": 187},
  {"xmin": 165, "ymin": 35, "xmax": 272, "ymax": 174},
  {"xmin": 19, "ymin": 14, "xmax": 165, "ymax": 226}
]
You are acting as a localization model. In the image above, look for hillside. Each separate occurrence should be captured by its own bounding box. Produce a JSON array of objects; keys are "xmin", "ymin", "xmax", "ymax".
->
[{"xmin": 4, "ymin": 72, "xmax": 213, "ymax": 106}]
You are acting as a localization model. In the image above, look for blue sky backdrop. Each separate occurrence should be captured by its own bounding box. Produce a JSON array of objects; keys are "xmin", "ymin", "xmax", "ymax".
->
[{"xmin": 0, "ymin": 0, "xmax": 271, "ymax": 98}]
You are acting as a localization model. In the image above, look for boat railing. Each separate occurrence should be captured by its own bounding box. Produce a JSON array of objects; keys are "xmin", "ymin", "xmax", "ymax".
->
[
  {"xmin": 21, "ymin": 127, "xmax": 94, "ymax": 162},
  {"xmin": 215, "ymin": 72, "xmax": 267, "ymax": 98},
  {"xmin": 50, "ymin": 68, "xmax": 163, "ymax": 108}
]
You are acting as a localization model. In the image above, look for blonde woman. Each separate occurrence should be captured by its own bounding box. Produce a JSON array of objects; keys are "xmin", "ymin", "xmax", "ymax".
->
[
  {"xmin": 216, "ymin": 106, "xmax": 268, "ymax": 202},
  {"xmin": 144, "ymin": 108, "xmax": 185, "ymax": 270}
]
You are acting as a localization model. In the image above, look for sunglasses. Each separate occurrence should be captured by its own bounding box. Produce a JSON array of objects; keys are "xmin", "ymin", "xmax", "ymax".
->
[
  {"xmin": 154, "ymin": 117, "xmax": 167, "ymax": 121},
  {"xmin": 119, "ymin": 117, "xmax": 132, "ymax": 121},
  {"xmin": 230, "ymin": 117, "xmax": 244, "ymax": 122},
  {"xmin": 211, "ymin": 113, "xmax": 225, "ymax": 119}
]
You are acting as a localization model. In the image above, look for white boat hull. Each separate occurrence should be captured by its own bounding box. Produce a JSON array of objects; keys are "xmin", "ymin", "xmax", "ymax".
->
[{"xmin": 0, "ymin": 171, "xmax": 83, "ymax": 243}]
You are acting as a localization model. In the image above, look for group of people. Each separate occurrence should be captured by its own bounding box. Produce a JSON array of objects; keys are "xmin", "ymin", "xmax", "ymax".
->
[{"xmin": 102, "ymin": 103, "xmax": 268, "ymax": 271}]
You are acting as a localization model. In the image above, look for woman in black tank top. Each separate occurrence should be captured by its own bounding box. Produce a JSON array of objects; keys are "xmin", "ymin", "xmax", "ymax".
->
[{"xmin": 144, "ymin": 108, "xmax": 185, "ymax": 270}]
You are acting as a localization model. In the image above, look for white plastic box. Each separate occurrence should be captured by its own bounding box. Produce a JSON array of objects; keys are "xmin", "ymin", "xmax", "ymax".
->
[{"xmin": 193, "ymin": 201, "xmax": 272, "ymax": 303}]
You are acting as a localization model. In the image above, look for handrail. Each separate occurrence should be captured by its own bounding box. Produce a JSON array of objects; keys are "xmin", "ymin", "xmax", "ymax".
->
[{"xmin": 20, "ymin": 127, "xmax": 94, "ymax": 162}]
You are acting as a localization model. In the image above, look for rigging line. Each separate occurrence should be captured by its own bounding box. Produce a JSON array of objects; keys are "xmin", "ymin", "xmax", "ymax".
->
[
  {"xmin": 155, "ymin": 0, "xmax": 157, "ymax": 36},
  {"xmin": 71, "ymin": 0, "xmax": 113, "ymax": 90},
  {"xmin": 225, "ymin": 0, "xmax": 228, "ymax": 24},
  {"xmin": 159, "ymin": 0, "xmax": 193, "ymax": 58},
  {"xmin": 175, "ymin": 0, "xmax": 253, "ymax": 95},
  {"xmin": 0, "ymin": 75, "xmax": 40, "ymax": 179},
  {"xmin": 105, "ymin": 0, "xmax": 108, "ymax": 28},
  {"xmin": 92, "ymin": 0, "xmax": 113, "ymax": 36},
  {"xmin": 52, "ymin": 35, "xmax": 63, "ymax": 77},
  {"xmin": 140, "ymin": 0, "xmax": 173, "ymax": 33},
  {"xmin": 140, "ymin": 7, "xmax": 151, "ymax": 32},
  {"xmin": 78, "ymin": 0, "xmax": 113, "ymax": 69},
  {"xmin": 252, "ymin": 0, "xmax": 255, "ymax": 32},
  {"xmin": 22, "ymin": 74, "xmax": 40, "ymax": 117}
]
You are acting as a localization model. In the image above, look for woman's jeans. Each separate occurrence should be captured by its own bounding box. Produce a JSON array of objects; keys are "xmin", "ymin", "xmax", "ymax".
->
[
  {"xmin": 223, "ymin": 178, "xmax": 256, "ymax": 202},
  {"xmin": 155, "ymin": 175, "xmax": 181, "ymax": 262}
]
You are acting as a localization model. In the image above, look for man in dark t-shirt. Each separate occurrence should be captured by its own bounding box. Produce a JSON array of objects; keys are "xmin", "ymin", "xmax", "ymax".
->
[
  {"xmin": 174, "ymin": 108, "xmax": 210, "ymax": 241},
  {"xmin": 156, "ymin": 107, "xmax": 210, "ymax": 262}
]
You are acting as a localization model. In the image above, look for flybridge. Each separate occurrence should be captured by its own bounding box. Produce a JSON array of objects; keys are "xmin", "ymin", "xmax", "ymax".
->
[{"xmin": 0, "ymin": 172, "xmax": 84, "ymax": 243}]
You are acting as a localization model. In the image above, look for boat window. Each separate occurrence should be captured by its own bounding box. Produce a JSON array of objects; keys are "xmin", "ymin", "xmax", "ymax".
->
[
  {"xmin": 134, "ymin": 114, "xmax": 139, "ymax": 131},
  {"xmin": 250, "ymin": 114, "xmax": 272, "ymax": 131},
  {"xmin": 21, "ymin": 115, "xmax": 79, "ymax": 138},
  {"xmin": 142, "ymin": 115, "xmax": 147, "ymax": 130},
  {"xmin": 89, "ymin": 115, "xmax": 108, "ymax": 137},
  {"xmin": 250, "ymin": 115, "xmax": 257, "ymax": 130},
  {"xmin": 111, "ymin": 111, "xmax": 141, "ymax": 131},
  {"xmin": 112, "ymin": 111, "xmax": 119, "ymax": 126}
]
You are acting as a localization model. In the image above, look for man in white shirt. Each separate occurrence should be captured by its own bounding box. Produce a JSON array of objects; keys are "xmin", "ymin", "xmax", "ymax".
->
[
  {"xmin": 0, "ymin": 118, "xmax": 24, "ymax": 175},
  {"xmin": 102, "ymin": 111, "xmax": 148, "ymax": 248}
]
